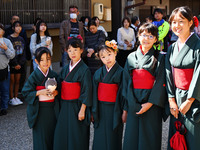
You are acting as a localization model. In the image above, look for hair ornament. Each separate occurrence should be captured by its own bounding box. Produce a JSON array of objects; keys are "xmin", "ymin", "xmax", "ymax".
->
[{"xmin": 105, "ymin": 40, "xmax": 118, "ymax": 51}]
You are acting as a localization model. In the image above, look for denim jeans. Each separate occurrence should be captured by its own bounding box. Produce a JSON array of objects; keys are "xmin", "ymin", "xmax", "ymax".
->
[
  {"xmin": 62, "ymin": 51, "xmax": 70, "ymax": 67},
  {"xmin": 0, "ymin": 72, "xmax": 10, "ymax": 110}
]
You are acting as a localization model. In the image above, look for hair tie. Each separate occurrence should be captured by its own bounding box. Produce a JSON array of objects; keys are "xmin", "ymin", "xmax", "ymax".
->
[{"xmin": 193, "ymin": 16, "xmax": 199, "ymax": 27}]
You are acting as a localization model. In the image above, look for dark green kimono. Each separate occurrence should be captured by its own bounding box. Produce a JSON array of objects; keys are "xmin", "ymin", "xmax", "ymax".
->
[
  {"xmin": 22, "ymin": 68, "xmax": 58, "ymax": 150},
  {"xmin": 166, "ymin": 33, "xmax": 200, "ymax": 150},
  {"xmin": 53, "ymin": 60, "xmax": 92, "ymax": 150},
  {"xmin": 92, "ymin": 62, "xmax": 128, "ymax": 150},
  {"xmin": 123, "ymin": 47, "xmax": 167, "ymax": 150}
]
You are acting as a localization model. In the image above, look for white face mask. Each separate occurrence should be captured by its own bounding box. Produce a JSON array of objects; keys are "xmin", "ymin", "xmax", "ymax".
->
[{"xmin": 70, "ymin": 13, "xmax": 77, "ymax": 19}]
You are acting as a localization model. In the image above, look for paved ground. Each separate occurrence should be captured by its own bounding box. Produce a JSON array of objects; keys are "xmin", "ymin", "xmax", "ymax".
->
[
  {"xmin": 0, "ymin": 62, "xmax": 170, "ymax": 150},
  {"xmin": 0, "ymin": 102, "xmax": 169, "ymax": 150}
]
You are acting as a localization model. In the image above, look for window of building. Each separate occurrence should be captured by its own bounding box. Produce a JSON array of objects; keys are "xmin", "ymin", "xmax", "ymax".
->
[{"xmin": 0, "ymin": 0, "xmax": 90, "ymax": 28}]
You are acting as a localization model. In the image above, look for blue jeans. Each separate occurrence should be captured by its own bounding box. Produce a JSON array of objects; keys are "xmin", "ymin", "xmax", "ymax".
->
[
  {"xmin": 0, "ymin": 72, "xmax": 10, "ymax": 110},
  {"xmin": 62, "ymin": 51, "xmax": 70, "ymax": 67}
]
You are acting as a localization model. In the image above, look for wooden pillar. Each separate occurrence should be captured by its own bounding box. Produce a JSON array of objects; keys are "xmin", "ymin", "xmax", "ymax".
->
[{"xmin": 111, "ymin": 0, "xmax": 122, "ymax": 40}]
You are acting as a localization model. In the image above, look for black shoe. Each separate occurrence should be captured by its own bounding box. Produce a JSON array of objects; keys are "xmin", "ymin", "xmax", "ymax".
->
[{"xmin": 0, "ymin": 109, "xmax": 7, "ymax": 116}]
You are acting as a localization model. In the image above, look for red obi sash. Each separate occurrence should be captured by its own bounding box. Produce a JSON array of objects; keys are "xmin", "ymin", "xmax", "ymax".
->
[
  {"xmin": 61, "ymin": 81, "xmax": 81, "ymax": 100},
  {"xmin": 98, "ymin": 82, "xmax": 118, "ymax": 102},
  {"xmin": 36, "ymin": 86, "xmax": 54, "ymax": 102},
  {"xmin": 132, "ymin": 69, "xmax": 155, "ymax": 89},
  {"xmin": 173, "ymin": 68, "xmax": 194, "ymax": 90}
]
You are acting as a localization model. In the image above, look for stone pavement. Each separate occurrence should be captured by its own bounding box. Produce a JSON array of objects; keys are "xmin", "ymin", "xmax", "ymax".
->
[
  {"xmin": 0, "ymin": 62, "xmax": 170, "ymax": 150},
  {"xmin": 0, "ymin": 102, "xmax": 169, "ymax": 150}
]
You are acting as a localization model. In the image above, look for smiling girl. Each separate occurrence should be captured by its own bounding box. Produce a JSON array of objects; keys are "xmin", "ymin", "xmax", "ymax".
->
[
  {"xmin": 123, "ymin": 23, "xmax": 167, "ymax": 150},
  {"xmin": 22, "ymin": 47, "xmax": 58, "ymax": 150},
  {"xmin": 166, "ymin": 6, "xmax": 200, "ymax": 150}
]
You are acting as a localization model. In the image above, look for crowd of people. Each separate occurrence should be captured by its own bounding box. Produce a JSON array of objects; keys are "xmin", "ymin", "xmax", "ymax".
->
[{"xmin": 0, "ymin": 4, "xmax": 200, "ymax": 150}]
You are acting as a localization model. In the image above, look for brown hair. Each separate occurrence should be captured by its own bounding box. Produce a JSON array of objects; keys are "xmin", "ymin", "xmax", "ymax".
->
[
  {"xmin": 138, "ymin": 23, "xmax": 158, "ymax": 40},
  {"xmin": 122, "ymin": 17, "xmax": 131, "ymax": 27},
  {"xmin": 169, "ymin": 6, "xmax": 194, "ymax": 31}
]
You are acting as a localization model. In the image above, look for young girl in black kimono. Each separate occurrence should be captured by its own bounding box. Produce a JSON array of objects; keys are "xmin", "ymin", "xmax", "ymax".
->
[
  {"xmin": 54, "ymin": 37, "xmax": 92, "ymax": 150},
  {"xmin": 92, "ymin": 40, "xmax": 128, "ymax": 150},
  {"xmin": 123, "ymin": 23, "xmax": 167, "ymax": 150},
  {"xmin": 22, "ymin": 47, "xmax": 58, "ymax": 150}
]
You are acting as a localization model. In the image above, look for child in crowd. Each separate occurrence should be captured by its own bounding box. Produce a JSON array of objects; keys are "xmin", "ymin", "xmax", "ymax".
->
[
  {"xmin": 0, "ymin": 23, "xmax": 15, "ymax": 116},
  {"xmin": 30, "ymin": 20, "xmax": 53, "ymax": 70},
  {"xmin": 145, "ymin": 15, "xmax": 153, "ymax": 23},
  {"xmin": 92, "ymin": 40, "xmax": 128, "ymax": 150},
  {"xmin": 53, "ymin": 37, "xmax": 92, "ymax": 150},
  {"xmin": 7, "ymin": 21, "xmax": 26, "ymax": 106},
  {"xmin": 123, "ymin": 23, "xmax": 167, "ymax": 150},
  {"xmin": 22, "ymin": 47, "xmax": 58, "ymax": 150}
]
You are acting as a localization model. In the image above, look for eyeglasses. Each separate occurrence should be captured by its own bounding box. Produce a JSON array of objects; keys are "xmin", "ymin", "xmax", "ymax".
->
[{"xmin": 140, "ymin": 34, "xmax": 155, "ymax": 40}]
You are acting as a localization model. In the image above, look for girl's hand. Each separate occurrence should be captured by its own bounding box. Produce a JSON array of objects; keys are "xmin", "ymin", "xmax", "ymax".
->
[
  {"xmin": 169, "ymin": 97, "xmax": 179, "ymax": 119},
  {"xmin": 122, "ymin": 110, "xmax": 128, "ymax": 123},
  {"xmin": 46, "ymin": 40, "xmax": 51, "ymax": 46},
  {"xmin": 179, "ymin": 98, "xmax": 195, "ymax": 115},
  {"xmin": 15, "ymin": 65, "xmax": 21, "ymax": 70},
  {"xmin": 136, "ymin": 102, "xmax": 153, "ymax": 115},
  {"xmin": 78, "ymin": 109, "xmax": 85, "ymax": 121},
  {"xmin": 36, "ymin": 89, "xmax": 51, "ymax": 96},
  {"xmin": 0, "ymin": 42, "xmax": 8, "ymax": 50},
  {"xmin": 78, "ymin": 104, "xmax": 86, "ymax": 121},
  {"xmin": 51, "ymin": 90, "xmax": 58, "ymax": 97}
]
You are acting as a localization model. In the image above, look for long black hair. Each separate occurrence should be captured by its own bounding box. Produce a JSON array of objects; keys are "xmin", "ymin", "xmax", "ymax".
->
[{"xmin": 35, "ymin": 20, "xmax": 50, "ymax": 44}]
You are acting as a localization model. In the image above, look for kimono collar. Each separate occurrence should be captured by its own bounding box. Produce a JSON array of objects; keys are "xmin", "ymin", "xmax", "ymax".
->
[
  {"xmin": 172, "ymin": 33, "xmax": 198, "ymax": 67},
  {"xmin": 139, "ymin": 45, "xmax": 150, "ymax": 55},
  {"xmin": 37, "ymin": 66, "xmax": 49, "ymax": 77},
  {"xmin": 177, "ymin": 32, "xmax": 194, "ymax": 51},
  {"xmin": 106, "ymin": 61, "xmax": 116, "ymax": 72},
  {"xmin": 102, "ymin": 62, "xmax": 119, "ymax": 82},
  {"xmin": 69, "ymin": 58, "xmax": 81, "ymax": 72},
  {"xmin": 136, "ymin": 45, "xmax": 154, "ymax": 59}
]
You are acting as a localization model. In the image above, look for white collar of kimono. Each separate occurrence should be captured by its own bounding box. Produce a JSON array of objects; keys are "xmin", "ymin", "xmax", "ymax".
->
[
  {"xmin": 38, "ymin": 66, "xmax": 49, "ymax": 77},
  {"xmin": 69, "ymin": 58, "xmax": 81, "ymax": 72},
  {"xmin": 178, "ymin": 32, "xmax": 194, "ymax": 50},
  {"xmin": 106, "ymin": 61, "xmax": 116, "ymax": 72}
]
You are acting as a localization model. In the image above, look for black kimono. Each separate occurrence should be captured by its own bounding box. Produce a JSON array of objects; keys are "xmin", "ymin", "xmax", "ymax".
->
[
  {"xmin": 123, "ymin": 47, "xmax": 167, "ymax": 150},
  {"xmin": 53, "ymin": 59, "xmax": 92, "ymax": 150},
  {"xmin": 22, "ymin": 68, "xmax": 58, "ymax": 150},
  {"xmin": 92, "ymin": 62, "xmax": 127, "ymax": 150},
  {"xmin": 166, "ymin": 33, "xmax": 200, "ymax": 150}
]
